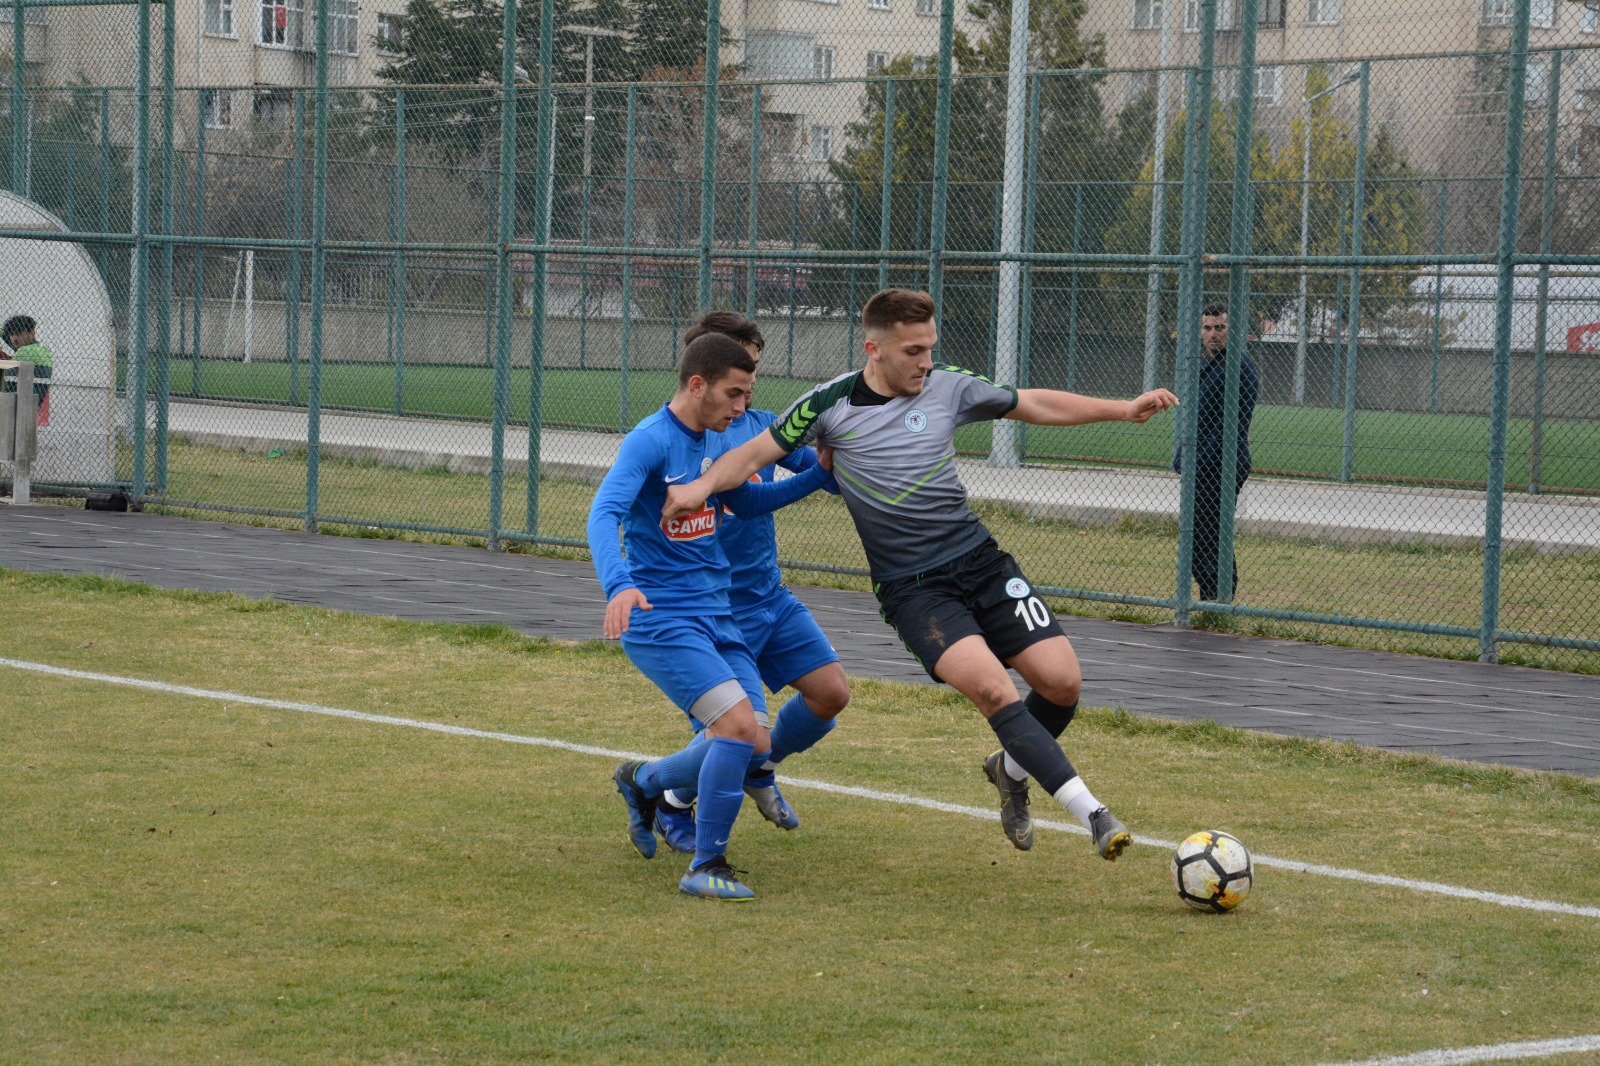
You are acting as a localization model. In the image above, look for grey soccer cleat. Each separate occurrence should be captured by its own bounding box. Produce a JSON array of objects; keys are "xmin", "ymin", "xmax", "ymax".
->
[
  {"xmin": 983, "ymin": 750, "xmax": 1034, "ymax": 851},
  {"xmin": 1089, "ymin": 806, "xmax": 1131, "ymax": 862},
  {"xmin": 744, "ymin": 781, "xmax": 799, "ymax": 830}
]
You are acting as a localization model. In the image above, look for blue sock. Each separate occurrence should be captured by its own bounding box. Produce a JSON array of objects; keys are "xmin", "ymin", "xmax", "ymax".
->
[
  {"xmin": 768, "ymin": 692, "xmax": 837, "ymax": 765},
  {"xmin": 693, "ymin": 736, "xmax": 755, "ymax": 869},
  {"xmin": 743, "ymin": 749, "xmax": 774, "ymax": 789},
  {"xmin": 636, "ymin": 731, "xmax": 711, "ymax": 795}
]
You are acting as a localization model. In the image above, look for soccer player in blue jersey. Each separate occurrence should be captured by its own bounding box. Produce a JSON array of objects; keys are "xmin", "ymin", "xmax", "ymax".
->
[
  {"xmin": 665, "ymin": 290, "xmax": 1179, "ymax": 863},
  {"xmin": 586, "ymin": 332, "xmax": 834, "ymax": 900},
  {"xmin": 646, "ymin": 312, "xmax": 852, "ymax": 854}
]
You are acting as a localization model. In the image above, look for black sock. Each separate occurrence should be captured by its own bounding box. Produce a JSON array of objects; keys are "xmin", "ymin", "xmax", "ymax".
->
[
  {"xmin": 987, "ymin": 701, "xmax": 1077, "ymax": 794},
  {"xmin": 1024, "ymin": 691, "xmax": 1077, "ymax": 738}
]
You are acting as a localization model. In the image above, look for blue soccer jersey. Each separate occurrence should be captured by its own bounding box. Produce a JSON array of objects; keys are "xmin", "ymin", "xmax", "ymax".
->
[
  {"xmin": 587, "ymin": 405, "xmax": 739, "ymax": 614},
  {"xmin": 716, "ymin": 409, "xmax": 829, "ymax": 612}
]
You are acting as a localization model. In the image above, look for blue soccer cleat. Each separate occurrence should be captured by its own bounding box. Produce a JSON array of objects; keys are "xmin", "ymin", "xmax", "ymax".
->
[
  {"xmin": 612, "ymin": 761, "xmax": 657, "ymax": 859},
  {"xmin": 744, "ymin": 780, "xmax": 799, "ymax": 830},
  {"xmin": 654, "ymin": 800, "xmax": 697, "ymax": 854},
  {"xmin": 678, "ymin": 857, "xmax": 755, "ymax": 901}
]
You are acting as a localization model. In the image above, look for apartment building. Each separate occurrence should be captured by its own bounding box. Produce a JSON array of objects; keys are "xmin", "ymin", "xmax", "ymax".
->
[
  {"xmin": 3, "ymin": 0, "xmax": 410, "ymax": 134},
  {"xmin": 727, "ymin": 0, "xmax": 988, "ymax": 168},
  {"xmin": 1079, "ymin": 0, "xmax": 1600, "ymax": 174}
]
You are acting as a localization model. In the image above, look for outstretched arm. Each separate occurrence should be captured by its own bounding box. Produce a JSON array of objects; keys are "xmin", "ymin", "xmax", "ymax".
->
[
  {"xmin": 663, "ymin": 432, "xmax": 789, "ymax": 521},
  {"xmin": 1005, "ymin": 387, "xmax": 1178, "ymax": 427}
]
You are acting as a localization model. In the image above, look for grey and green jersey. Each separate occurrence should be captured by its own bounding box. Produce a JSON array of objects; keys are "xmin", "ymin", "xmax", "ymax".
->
[{"xmin": 769, "ymin": 365, "xmax": 1018, "ymax": 582}]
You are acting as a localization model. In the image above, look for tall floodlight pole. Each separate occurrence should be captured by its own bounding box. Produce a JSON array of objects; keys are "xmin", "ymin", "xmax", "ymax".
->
[
  {"xmin": 563, "ymin": 26, "xmax": 623, "ymax": 236},
  {"xmin": 1140, "ymin": 0, "xmax": 1173, "ymax": 394},
  {"xmin": 989, "ymin": 0, "xmax": 1031, "ymax": 468},
  {"xmin": 1293, "ymin": 65, "xmax": 1359, "ymax": 405}
]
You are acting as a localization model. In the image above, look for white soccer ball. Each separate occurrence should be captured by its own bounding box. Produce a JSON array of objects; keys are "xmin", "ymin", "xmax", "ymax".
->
[{"xmin": 1171, "ymin": 830, "xmax": 1253, "ymax": 912}]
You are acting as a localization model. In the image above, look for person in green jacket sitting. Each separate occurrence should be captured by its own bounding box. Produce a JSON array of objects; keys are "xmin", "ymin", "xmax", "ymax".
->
[{"xmin": 2, "ymin": 315, "xmax": 53, "ymax": 421}]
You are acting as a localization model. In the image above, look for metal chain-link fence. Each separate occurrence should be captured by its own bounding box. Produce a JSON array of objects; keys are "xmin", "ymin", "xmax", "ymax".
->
[{"xmin": 1, "ymin": 0, "xmax": 1596, "ymax": 670}]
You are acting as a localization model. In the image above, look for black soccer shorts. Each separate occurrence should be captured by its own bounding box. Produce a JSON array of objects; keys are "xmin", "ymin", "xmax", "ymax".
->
[{"xmin": 873, "ymin": 537, "xmax": 1064, "ymax": 681}]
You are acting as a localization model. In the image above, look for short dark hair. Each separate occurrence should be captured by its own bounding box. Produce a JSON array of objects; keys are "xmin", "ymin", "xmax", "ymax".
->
[
  {"xmin": 862, "ymin": 288, "xmax": 936, "ymax": 333},
  {"xmin": 1201, "ymin": 302, "xmax": 1228, "ymax": 319},
  {"xmin": 2, "ymin": 315, "xmax": 36, "ymax": 341},
  {"xmin": 679, "ymin": 332, "xmax": 757, "ymax": 389},
  {"xmin": 684, "ymin": 310, "xmax": 764, "ymax": 353}
]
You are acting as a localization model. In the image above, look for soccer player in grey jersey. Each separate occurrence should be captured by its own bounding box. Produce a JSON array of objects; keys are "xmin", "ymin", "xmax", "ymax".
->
[{"xmin": 664, "ymin": 288, "xmax": 1178, "ymax": 861}]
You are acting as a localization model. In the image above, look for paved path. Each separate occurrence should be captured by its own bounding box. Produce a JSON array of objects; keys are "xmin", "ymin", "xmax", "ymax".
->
[
  {"xmin": 167, "ymin": 401, "xmax": 1600, "ymax": 552},
  {"xmin": 4, "ymin": 504, "xmax": 1597, "ymax": 776}
]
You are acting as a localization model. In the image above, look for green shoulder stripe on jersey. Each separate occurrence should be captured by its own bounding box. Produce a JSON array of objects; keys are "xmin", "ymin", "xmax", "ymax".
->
[
  {"xmin": 770, "ymin": 372, "xmax": 860, "ymax": 451},
  {"xmin": 836, "ymin": 453, "xmax": 952, "ymax": 506},
  {"xmin": 934, "ymin": 363, "xmax": 1019, "ymax": 414}
]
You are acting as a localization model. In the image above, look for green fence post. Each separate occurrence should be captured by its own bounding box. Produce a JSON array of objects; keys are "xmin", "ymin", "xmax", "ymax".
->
[
  {"xmin": 100, "ymin": 88, "xmax": 111, "ymax": 283},
  {"xmin": 847, "ymin": 183, "xmax": 860, "ymax": 365},
  {"xmin": 877, "ymin": 77, "xmax": 895, "ymax": 293},
  {"xmin": 1428, "ymin": 177, "xmax": 1447, "ymax": 413},
  {"xmin": 1065, "ymin": 183, "xmax": 1083, "ymax": 392},
  {"xmin": 1338, "ymin": 61, "xmax": 1370, "ymax": 484},
  {"xmin": 10, "ymin": 0, "xmax": 22, "ymax": 194},
  {"xmin": 526, "ymin": 0, "xmax": 556, "ymax": 538},
  {"xmin": 619, "ymin": 84, "xmax": 636, "ymax": 433},
  {"xmin": 1529, "ymin": 49, "xmax": 1560, "ymax": 495},
  {"xmin": 671, "ymin": 180, "xmax": 684, "ymax": 365},
  {"xmin": 927, "ymin": 0, "xmax": 955, "ymax": 313},
  {"xmin": 305, "ymin": 0, "xmax": 330, "ymax": 532},
  {"xmin": 155, "ymin": 0, "xmax": 175, "ymax": 492},
  {"xmin": 1482, "ymin": 0, "xmax": 1535, "ymax": 663},
  {"xmin": 1174, "ymin": 29, "xmax": 1218, "ymax": 627},
  {"xmin": 131, "ymin": 0, "xmax": 151, "ymax": 499},
  {"xmin": 697, "ymin": 0, "xmax": 722, "ymax": 307},
  {"xmin": 487, "ymin": 0, "xmax": 517, "ymax": 550},
  {"xmin": 786, "ymin": 180, "xmax": 798, "ymax": 376},
  {"xmin": 1016, "ymin": 71, "xmax": 1041, "ymax": 461},
  {"xmin": 394, "ymin": 87, "xmax": 407, "ymax": 415},
  {"xmin": 191, "ymin": 93, "xmax": 204, "ymax": 397},
  {"xmin": 746, "ymin": 83, "xmax": 761, "ymax": 320},
  {"xmin": 1215, "ymin": 0, "xmax": 1261, "ymax": 605},
  {"xmin": 288, "ymin": 91, "xmax": 304, "ymax": 406}
]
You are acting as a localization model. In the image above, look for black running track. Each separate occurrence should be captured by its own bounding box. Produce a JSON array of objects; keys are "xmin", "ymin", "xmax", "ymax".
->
[{"xmin": 3, "ymin": 504, "xmax": 1597, "ymax": 776}]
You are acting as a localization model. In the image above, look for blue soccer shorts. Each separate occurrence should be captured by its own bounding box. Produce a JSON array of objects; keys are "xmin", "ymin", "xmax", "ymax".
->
[
  {"xmin": 621, "ymin": 611, "xmax": 767, "ymax": 727},
  {"xmin": 734, "ymin": 587, "xmax": 840, "ymax": 694}
]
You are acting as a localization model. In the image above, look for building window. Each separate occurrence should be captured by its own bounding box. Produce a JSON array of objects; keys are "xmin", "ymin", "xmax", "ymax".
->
[
  {"xmin": 1573, "ymin": 66, "xmax": 1595, "ymax": 108},
  {"xmin": 745, "ymin": 31, "xmax": 816, "ymax": 80},
  {"xmin": 868, "ymin": 0, "xmax": 891, "ymax": 9},
  {"xmin": 202, "ymin": 89, "xmax": 233, "ymax": 128},
  {"xmin": 254, "ymin": 89, "xmax": 292, "ymax": 127},
  {"xmin": 259, "ymin": 0, "xmax": 304, "ymax": 47},
  {"xmin": 0, "ymin": 6, "xmax": 47, "ymax": 23},
  {"xmin": 808, "ymin": 125, "xmax": 833, "ymax": 162},
  {"xmin": 1128, "ymin": 69, "xmax": 1158, "ymax": 103},
  {"xmin": 911, "ymin": 55, "xmax": 931, "ymax": 73},
  {"xmin": 866, "ymin": 51, "xmax": 889, "ymax": 74},
  {"xmin": 1582, "ymin": 3, "xmax": 1599, "ymax": 32},
  {"xmin": 1525, "ymin": 54, "xmax": 1550, "ymax": 104},
  {"xmin": 204, "ymin": 0, "xmax": 235, "ymax": 36},
  {"xmin": 1133, "ymin": 0, "xmax": 1163, "ymax": 29},
  {"xmin": 1484, "ymin": 0, "xmax": 1553, "ymax": 27},
  {"xmin": 1255, "ymin": 65, "xmax": 1282, "ymax": 103},
  {"xmin": 1185, "ymin": 0, "xmax": 1233, "ymax": 31},
  {"xmin": 1307, "ymin": 0, "xmax": 1338, "ymax": 23},
  {"xmin": 376, "ymin": 12, "xmax": 404, "ymax": 53},
  {"xmin": 1258, "ymin": 0, "xmax": 1285, "ymax": 27},
  {"xmin": 324, "ymin": 0, "xmax": 358, "ymax": 54},
  {"xmin": 916, "ymin": 0, "xmax": 937, "ymax": 15},
  {"xmin": 812, "ymin": 45, "xmax": 835, "ymax": 80}
]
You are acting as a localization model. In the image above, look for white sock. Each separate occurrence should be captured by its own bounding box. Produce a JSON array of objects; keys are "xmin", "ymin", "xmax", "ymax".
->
[
  {"xmin": 1002, "ymin": 753, "xmax": 1030, "ymax": 782},
  {"xmin": 662, "ymin": 789, "xmax": 693, "ymax": 810},
  {"xmin": 1052, "ymin": 776, "xmax": 1103, "ymax": 830}
]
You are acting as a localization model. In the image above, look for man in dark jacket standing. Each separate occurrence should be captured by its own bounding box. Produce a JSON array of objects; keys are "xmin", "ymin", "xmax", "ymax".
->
[{"xmin": 1175, "ymin": 302, "xmax": 1259, "ymax": 602}]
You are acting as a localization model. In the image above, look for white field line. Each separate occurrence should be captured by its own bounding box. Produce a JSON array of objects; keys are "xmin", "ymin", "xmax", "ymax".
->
[
  {"xmin": 1313, "ymin": 1033, "xmax": 1600, "ymax": 1066},
  {"xmin": 7, "ymin": 654, "xmax": 1600, "ymax": 926}
]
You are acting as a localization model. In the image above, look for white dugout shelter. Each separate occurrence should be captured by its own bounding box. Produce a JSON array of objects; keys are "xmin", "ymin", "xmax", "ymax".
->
[{"xmin": 0, "ymin": 190, "xmax": 117, "ymax": 485}]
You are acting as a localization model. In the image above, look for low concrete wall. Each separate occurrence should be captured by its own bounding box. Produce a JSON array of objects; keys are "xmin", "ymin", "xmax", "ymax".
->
[{"xmin": 191, "ymin": 300, "xmax": 1599, "ymax": 419}]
